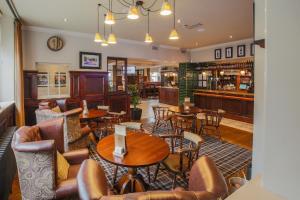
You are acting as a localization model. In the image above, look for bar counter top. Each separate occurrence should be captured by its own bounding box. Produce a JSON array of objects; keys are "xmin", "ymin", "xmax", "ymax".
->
[{"xmin": 194, "ymin": 89, "xmax": 254, "ymax": 98}]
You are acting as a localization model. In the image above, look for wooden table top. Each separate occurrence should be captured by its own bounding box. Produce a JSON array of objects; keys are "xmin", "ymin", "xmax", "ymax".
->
[
  {"xmin": 168, "ymin": 105, "xmax": 202, "ymax": 115},
  {"xmin": 97, "ymin": 132, "xmax": 170, "ymax": 168},
  {"xmin": 80, "ymin": 108, "xmax": 107, "ymax": 120}
]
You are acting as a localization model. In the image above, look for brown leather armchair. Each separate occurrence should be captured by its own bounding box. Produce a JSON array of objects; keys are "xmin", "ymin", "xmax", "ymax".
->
[
  {"xmin": 11, "ymin": 118, "xmax": 89, "ymax": 200},
  {"xmin": 36, "ymin": 107, "xmax": 92, "ymax": 152},
  {"xmin": 77, "ymin": 156, "xmax": 228, "ymax": 200}
]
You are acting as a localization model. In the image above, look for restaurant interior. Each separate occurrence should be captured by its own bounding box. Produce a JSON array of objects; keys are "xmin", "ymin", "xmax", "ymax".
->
[{"xmin": 0, "ymin": 0, "xmax": 299, "ymax": 199}]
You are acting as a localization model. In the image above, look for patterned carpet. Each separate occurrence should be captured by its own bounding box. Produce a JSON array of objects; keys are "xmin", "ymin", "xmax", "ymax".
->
[{"xmin": 89, "ymin": 122, "xmax": 252, "ymax": 191}]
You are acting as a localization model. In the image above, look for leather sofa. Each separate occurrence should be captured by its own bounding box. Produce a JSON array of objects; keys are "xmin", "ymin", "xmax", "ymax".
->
[
  {"xmin": 11, "ymin": 118, "xmax": 89, "ymax": 200},
  {"xmin": 77, "ymin": 156, "xmax": 228, "ymax": 200}
]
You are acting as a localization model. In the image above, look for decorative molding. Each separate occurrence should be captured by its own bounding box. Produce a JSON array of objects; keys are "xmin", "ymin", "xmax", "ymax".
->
[
  {"xmin": 22, "ymin": 26, "xmax": 181, "ymax": 50},
  {"xmin": 190, "ymin": 38, "xmax": 254, "ymax": 52}
]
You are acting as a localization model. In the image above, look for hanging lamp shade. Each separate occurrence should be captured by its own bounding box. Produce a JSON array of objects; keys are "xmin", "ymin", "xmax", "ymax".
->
[
  {"xmin": 105, "ymin": 11, "xmax": 115, "ymax": 25},
  {"xmin": 160, "ymin": 1, "xmax": 172, "ymax": 16},
  {"xmin": 108, "ymin": 33, "xmax": 117, "ymax": 44},
  {"xmin": 144, "ymin": 33, "xmax": 153, "ymax": 43},
  {"xmin": 94, "ymin": 32, "xmax": 103, "ymax": 43},
  {"xmin": 101, "ymin": 39, "xmax": 109, "ymax": 46},
  {"xmin": 169, "ymin": 29, "xmax": 179, "ymax": 40},
  {"xmin": 128, "ymin": 6, "xmax": 139, "ymax": 19}
]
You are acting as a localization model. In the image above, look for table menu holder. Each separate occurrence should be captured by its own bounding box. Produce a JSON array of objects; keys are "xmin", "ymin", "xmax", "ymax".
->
[
  {"xmin": 113, "ymin": 125, "xmax": 127, "ymax": 158},
  {"xmin": 83, "ymin": 100, "xmax": 89, "ymax": 116}
]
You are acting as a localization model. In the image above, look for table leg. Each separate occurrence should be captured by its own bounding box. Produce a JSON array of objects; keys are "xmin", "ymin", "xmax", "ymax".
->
[{"xmin": 117, "ymin": 167, "xmax": 148, "ymax": 194}]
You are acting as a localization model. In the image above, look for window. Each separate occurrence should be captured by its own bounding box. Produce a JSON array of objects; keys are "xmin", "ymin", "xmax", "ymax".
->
[
  {"xmin": 36, "ymin": 63, "xmax": 70, "ymax": 99},
  {"xmin": 150, "ymin": 72, "xmax": 160, "ymax": 82}
]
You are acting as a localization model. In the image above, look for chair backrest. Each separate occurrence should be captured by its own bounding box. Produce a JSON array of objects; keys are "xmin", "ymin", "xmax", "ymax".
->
[
  {"xmin": 204, "ymin": 110, "xmax": 223, "ymax": 127},
  {"xmin": 189, "ymin": 156, "xmax": 228, "ymax": 199},
  {"xmin": 152, "ymin": 106, "xmax": 171, "ymax": 120},
  {"xmin": 11, "ymin": 118, "xmax": 64, "ymax": 200},
  {"xmin": 36, "ymin": 108, "xmax": 83, "ymax": 152},
  {"xmin": 173, "ymin": 114, "xmax": 195, "ymax": 133}
]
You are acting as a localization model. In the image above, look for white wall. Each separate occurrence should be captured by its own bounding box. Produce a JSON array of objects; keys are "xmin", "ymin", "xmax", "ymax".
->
[
  {"xmin": 0, "ymin": 15, "xmax": 15, "ymax": 101},
  {"xmin": 190, "ymin": 38, "xmax": 254, "ymax": 62},
  {"xmin": 22, "ymin": 26, "xmax": 190, "ymax": 71},
  {"xmin": 252, "ymin": 0, "xmax": 300, "ymax": 199}
]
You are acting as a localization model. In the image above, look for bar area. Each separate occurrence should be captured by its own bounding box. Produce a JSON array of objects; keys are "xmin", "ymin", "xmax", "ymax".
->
[
  {"xmin": 179, "ymin": 59, "xmax": 254, "ymax": 123},
  {"xmin": 159, "ymin": 67, "xmax": 179, "ymax": 106}
]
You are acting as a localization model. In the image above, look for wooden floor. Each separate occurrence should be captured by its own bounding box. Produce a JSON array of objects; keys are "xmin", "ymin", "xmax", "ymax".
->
[{"xmin": 9, "ymin": 118, "xmax": 252, "ymax": 200}]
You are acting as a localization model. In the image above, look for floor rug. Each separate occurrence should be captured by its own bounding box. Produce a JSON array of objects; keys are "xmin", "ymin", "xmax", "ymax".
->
[{"xmin": 89, "ymin": 122, "xmax": 252, "ymax": 191}]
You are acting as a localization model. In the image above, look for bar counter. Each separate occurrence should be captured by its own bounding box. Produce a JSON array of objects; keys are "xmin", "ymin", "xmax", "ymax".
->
[
  {"xmin": 159, "ymin": 87, "xmax": 179, "ymax": 106},
  {"xmin": 194, "ymin": 89, "xmax": 254, "ymax": 123}
]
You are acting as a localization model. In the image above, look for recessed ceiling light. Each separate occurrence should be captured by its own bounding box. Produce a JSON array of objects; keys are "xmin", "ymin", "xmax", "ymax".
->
[
  {"xmin": 63, "ymin": 18, "xmax": 68, "ymax": 22},
  {"xmin": 197, "ymin": 28, "xmax": 205, "ymax": 32},
  {"xmin": 229, "ymin": 35, "xmax": 233, "ymax": 39},
  {"xmin": 177, "ymin": 19, "xmax": 181, "ymax": 23}
]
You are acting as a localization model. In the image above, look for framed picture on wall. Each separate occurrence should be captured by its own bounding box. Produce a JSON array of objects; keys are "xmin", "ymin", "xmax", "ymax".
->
[
  {"xmin": 214, "ymin": 49, "xmax": 222, "ymax": 60},
  {"xmin": 55, "ymin": 72, "xmax": 67, "ymax": 87},
  {"xmin": 37, "ymin": 72, "xmax": 49, "ymax": 87},
  {"xmin": 79, "ymin": 52, "xmax": 102, "ymax": 69},
  {"xmin": 237, "ymin": 45, "xmax": 246, "ymax": 57},
  {"xmin": 250, "ymin": 43, "xmax": 255, "ymax": 56},
  {"xmin": 225, "ymin": 47, "xmax": 233, "ymax": 58}
]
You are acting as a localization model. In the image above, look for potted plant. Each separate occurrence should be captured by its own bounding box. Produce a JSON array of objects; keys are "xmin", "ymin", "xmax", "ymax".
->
[{"xmin": 128, "ymin": 84, "xmax": 142, "ymax": 120}]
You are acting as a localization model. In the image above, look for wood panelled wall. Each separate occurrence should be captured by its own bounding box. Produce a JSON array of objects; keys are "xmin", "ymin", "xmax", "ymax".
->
[{"xmin": 24, "ymin": 70, "xmax": 130, "ymax": 125}]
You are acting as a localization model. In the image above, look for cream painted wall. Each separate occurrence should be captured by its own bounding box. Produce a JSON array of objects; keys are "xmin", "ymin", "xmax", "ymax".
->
[
  {"xmin": 252, "ymin": 0, "xmax": 300, "ymax": 199},
  {"xmin": 22, "ymin": 27, "xmax": 190, "ymax": 71},
  {"xmin": 190, "ymin": 38, "xmax": 254, "ymax": 62},
  {"xmin": 0, "ymin": 15, "xmax": 15, "ymax": 101}
]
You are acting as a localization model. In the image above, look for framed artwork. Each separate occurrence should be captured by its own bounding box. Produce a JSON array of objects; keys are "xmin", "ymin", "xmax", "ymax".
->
[
  {"xmin": 225, "ymin": 47, "xmax": 233, "ymax": 58},
  {"xmin": 250, "ymin": 43, "xmax": 255, "ymax": 56},
  {"xmin": 55, "ymin": 72, "xmax": 66, "ymax": 87},
  {"xmin": 237, "ymin": 45, "xmax": 246, "ymax": 57},
  {"xmin": 214, "ymin": 49, "xmax": 222, "ymax": 60},
  {"xmin": 79, "ymin": 52, "xmax": 101, "ymax": 69},
  {"xmin": 37, "ymin": 72, "xmax": 48, "ymax": 87}
]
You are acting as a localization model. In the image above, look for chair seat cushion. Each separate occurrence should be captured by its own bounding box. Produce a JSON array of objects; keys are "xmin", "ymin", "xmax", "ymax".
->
[
  {"xmin": 51, "ymin": 106, "xmax": 62, "ymax": 113},
  {"xmin": 57, "ymin": 151, "xmax": 70, "ymax": 183},
  {"xmin": 55, "ymin": 178, "xmax": 78, "ymax": 199},
  {"xmin": 163, "ymin": 154, "xmax": 189, "ymax": 173}
]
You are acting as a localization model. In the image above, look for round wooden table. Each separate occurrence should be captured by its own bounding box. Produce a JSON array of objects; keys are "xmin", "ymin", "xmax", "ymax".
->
[
  {"xmin": 79, "ymin": 108, "xmax": 107, "ymax": 120},
  {"xmin": 97, "ymin": 132, "xmax": 170, "ymax": 194},
  {"xmin": 168, "ymin": 105, "xmax": 202, "ymax": 115}
]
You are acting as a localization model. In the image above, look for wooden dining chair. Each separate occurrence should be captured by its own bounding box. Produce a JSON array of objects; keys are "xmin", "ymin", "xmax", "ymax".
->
[
  {"xmin": 199, "ymin": 109, "xmax": 225, "ymax": 141},
  {"xmin": 154, "ymin": 131, "xmax": 204, "ymax": 189},
  {"xmin": 152, "ymin": 106, "xmax": 173, "ymax": 133}
]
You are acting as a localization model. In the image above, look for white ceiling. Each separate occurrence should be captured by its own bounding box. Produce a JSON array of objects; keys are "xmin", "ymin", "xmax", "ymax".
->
[{"xmin": 11, "ymin": 0, "xmax": 253, "ymax": 49}]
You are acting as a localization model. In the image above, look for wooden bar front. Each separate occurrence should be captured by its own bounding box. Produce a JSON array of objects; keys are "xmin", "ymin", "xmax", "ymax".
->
[
  {"xmin": 159, "ymin": 87, "xmax": 179, "ymax": 106},
  {"xmin": 194, "ymin": 90, "xmax": 254, "ymax": 123}
]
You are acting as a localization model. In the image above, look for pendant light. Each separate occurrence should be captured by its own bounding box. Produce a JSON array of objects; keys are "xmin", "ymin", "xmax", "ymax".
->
[
  {"xmin": 102, "ymin": 17, "xmax": 109, "ymax": 47},
  {"xmin": 105, "ymin": 0, "xmax": 115, "ymax": 25},
  {"xmin": 169, "ymin": 0, "xmax": 179, "ymax": 40},
  {"xmin": 144, "ymin": 10, "xmax": 153, "ymax": 43},
  {"xmin": 94, "ymin": 4, "xmax": 103, "ymax": 43},
  {"xmin": 160, "ymin": 0, "xmax": 172, "ymax": 16},
  {"xmin": 108, "ymin": 26, "xmax": 117, "ymax": 44},
  {"xmin": 127, "ymin": 1, "xmax": 139, "ymax": 19}
]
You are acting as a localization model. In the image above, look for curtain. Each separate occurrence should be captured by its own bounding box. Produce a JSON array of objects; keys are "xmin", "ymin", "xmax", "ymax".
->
[{"xmin": 14, "ymin": 19, "xmax": 25, "ymax": 126}]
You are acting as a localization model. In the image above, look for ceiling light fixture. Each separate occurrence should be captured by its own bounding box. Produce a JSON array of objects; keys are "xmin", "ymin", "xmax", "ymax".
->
[
  {"xmin": 102, "ymin": 17, "xmax": 109, "ymax": 47},
  {"xmin": 104, "ymin": 0, "xmax": 115, "ymax": 24},
  {"xmin": 108, "ymin": 26, "xmax": 117, "ymax": 44},
  {"xmin": 128, "ymin": 5, "xmax": 139, "ymax": 19},
  {"xmin": 144, "ymin": 10, "xmax": 153, "ymax": 43},
  {"xmin": 94, "ymin": 5, "xmax": 103, "ymax": 43},
  {"xmin": 160, "ymin": 0, "xmax": 172, "ymax": 16},
  {"xmin": 169, "ymin": 0, "xmax": 179, "ymax": 40}
]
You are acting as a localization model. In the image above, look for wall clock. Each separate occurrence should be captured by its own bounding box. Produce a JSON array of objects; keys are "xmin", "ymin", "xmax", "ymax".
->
[{"xmin": 47, "ymin": 36, "xmax": 64, "ymax": 51}]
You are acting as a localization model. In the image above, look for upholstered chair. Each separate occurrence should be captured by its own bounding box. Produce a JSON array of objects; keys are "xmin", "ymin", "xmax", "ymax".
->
[
  {"xmin": 11, "ymin": 118, "xmax": 89, "ymax": 200},
  {"xmin": 36, "ymin": 107, "xmax": 92, "ymax": 152},
  {"xmin": 154, "ymin": 131, "xmax": 204, "ymax": 188},
  {"xmin": 77, "ymin": 156, "xmax": 228, "ymax": 200}
]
